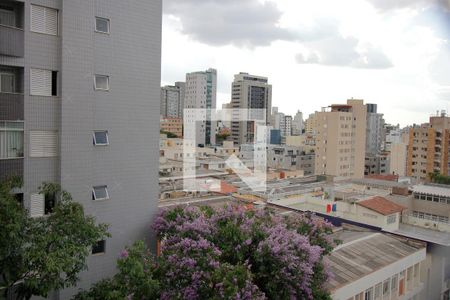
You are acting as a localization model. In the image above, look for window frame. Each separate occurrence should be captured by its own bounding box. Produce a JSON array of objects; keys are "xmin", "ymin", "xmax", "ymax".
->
[
  {"xmin": 92, "ymin": 240, "xmax": 106, "ymax": 255},
  {"xmin": 95, "ymin": 16, "xmax": 110, "ymax": 34},
  {"xmin": 93, "ymin": 130, "xmax": 109, "ymax": 146},
  {"xmin": 0, "ymin": 121, "xmax": 24, "ymax": 159},
  {"xmin": 0, "ymin": 72, "xmax": 15, "ymax": 93},
  {"xmin": 30, "ymin": 4, "xmax": 58, "ymax": 36},
  {"xmin": 92, "ymin": 185, "xmax": 109, "ymax": 201},
  {"xmin": 94, "ymin": 74, "xmax": 109, "ymax": 91}
]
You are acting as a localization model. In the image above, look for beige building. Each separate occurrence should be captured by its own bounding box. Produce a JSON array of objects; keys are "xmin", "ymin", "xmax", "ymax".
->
[
  {"xmin": 314, "ymin": 99, "xmax": 367, "ymax": 179},
  {"xmin": 406, "ymin": 113, "xmax": 450, "ymax": 181},
  {"xmin": 160, "ymin": 117, "xmax": 183, "ymax": 137},
  {"xmin": 305, "ymin": 112, "xmax": 318, "ymax": 135},
  {"xmin": 390, "ymin": 142, "xmax": 408, "ymax": 176}
]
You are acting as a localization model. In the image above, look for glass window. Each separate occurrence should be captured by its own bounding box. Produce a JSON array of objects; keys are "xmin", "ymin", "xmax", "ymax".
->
[
  {"xmin": 374, "ymin": 283, "xmax": 382, "ymax": 299},
  {"xmin": 391, "ymin": 275, "xmax": 398, "ymax": 291},
  {"xmin": 92, "ymin": 240, "xmax": 105, "ymax": 254},
  {"xmin": 383, "ymin": 280, "xmax": 390, "ymax": 296},
  {"xmin": 0, "ymin": 72, "xmax": 15, "ymax": 93},
  {"xmin": 92, "ymin": 186, "xmax": 109, "ymax": 200},
  {"xmin": 95, "ymin": 17, "xmax": 110, "ymax": 33},
  {"xmin": 0, "ymin": 121, "xmax": 24, "ymax": 159},
  {"xmin": 364, "ymin": 288, "xmax": 373, "ymax": 300},
  {"xmin": 44, "ymin": 192, "xmax": 56, "ymax": 215},
  {"xmin": 94, "ymin": 75, "xmax": 109, "ymax": 90},
  {"xmin": 93, "ymin": 131, "xmax": 109, "ymax": 146}
]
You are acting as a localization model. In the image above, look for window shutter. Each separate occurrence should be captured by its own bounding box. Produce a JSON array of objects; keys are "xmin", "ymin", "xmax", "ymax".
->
[
  {"xmin": 30, "ymin": 131, "xmax": 58, "ymax": 157},
  {"xmin": 31, "ymin": 5, "xmax": 57, "ymax": 35},
  {"xmin": 45, "ymin": 8, "xmax": 58, "ymax": 35},
  {"xmin": 30, "ymin": 193, "xmax": 44, "ymax": 217},
  {"xmin": 30, "ymin": 69, "xmax": 52, "ymax": 96},
  {"xmin": 30, "ymin": 5, "xmax": 46, "ymax": 33}
]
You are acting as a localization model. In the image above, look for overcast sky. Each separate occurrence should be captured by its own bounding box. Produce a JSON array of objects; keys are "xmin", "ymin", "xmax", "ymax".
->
[{"xmin": 161, "ymin": 0, "xmax": 450, "ymax": 127}]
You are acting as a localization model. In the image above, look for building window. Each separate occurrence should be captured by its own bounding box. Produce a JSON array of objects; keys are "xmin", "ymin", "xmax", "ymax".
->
[
  {"xmin": 92, "ymin": 186, "xmax": 109, "ymax": 201},
  {"xmin": 364, "ymin": 287, "xmax": 373, "ymax": 300},
  {"xmin": 92, "ymin": 240, "xmax": 106, "ymax": 254},
  {"xmin": 44, "ymin": 192, "xmax": 56, "ymax": 215},
  {"xmin": 94, "ymin": 75, "xmax": 109, "ymax": 91},
  {"xmin": 30, "ymin": 69, "xmax": 57, "ymax": 96},
  {"xmin": 0, "ymin": 72, "xmax": 15, "ymax": 93},
  {"xmin": 0, "ymin": 121, "xmax": 24, "ymax": 159},
  {"xmin": 95, "ymin": 17, "xmax": 110, "ymax": 33},
  {"xmin": 387, "ymin": 214, "xmax": 397, "ymax": 224},
  {"xmin": 382, "ymin": 280, "xmax": 390, "ymax": 297},
  {"xmin": 30, "ymin": 4, "xmax": 58, "ymax": 35},
  {"xmin": 93, "ymin": 131, "xmax": 109, "ymax": 146},
  {"xmin": 29, "ymin": 131, "xmax": 58, "ymax": 157},
  {"xmin": 30, "ymin": 193, "xmax": 44, "ymax": 217}
]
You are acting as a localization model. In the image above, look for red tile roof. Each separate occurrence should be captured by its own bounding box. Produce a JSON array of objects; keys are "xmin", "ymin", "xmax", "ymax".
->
[{"xmin": 358, "ymin": 196, "xmax": 405, "ymax": 216}]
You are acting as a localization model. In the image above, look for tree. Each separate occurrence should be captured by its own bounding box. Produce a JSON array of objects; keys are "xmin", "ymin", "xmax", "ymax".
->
[
  {"xmin": 75, "ymin": 205, "xmax": 337, "ymax": 300},
  {"xmin": 0, "ymin": 179, "xmax": 110, "ymax": 300}
]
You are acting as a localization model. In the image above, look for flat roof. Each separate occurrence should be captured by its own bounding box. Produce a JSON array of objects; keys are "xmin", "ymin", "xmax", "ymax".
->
[
  {"xmin": 325, "ymin": 233, "xmax": 425, "ymax": 292},
  {"xmin": 383, "ymin": 223, "xmax": 450, "ymax": 246}
]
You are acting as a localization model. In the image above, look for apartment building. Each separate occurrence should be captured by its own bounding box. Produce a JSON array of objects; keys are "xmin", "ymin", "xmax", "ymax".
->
[
  {"xmin": 0, "ymin": 0, "xmax": 161, "ymax": 296},
  {"xmin": 407, "ymin": 113, "xmax": 450, "ymax": 181},
  {"xmin": 160, "ymin": 82, "xmax": 185, "ymax": 118},
  {"xmin": 266, "ymin": 145, "xmax": 315, "ymax": 175},
  {"xmin": 364, "ymin": 154, "xmax": 390, "ymax": 176},
  {"xmin": 314, "ymin": 99, "xmax": 367, "ymax": 179},
  {"xmin": 292, "ymin": 110, "xmax": 303, "ymax": 135},
  {"xmin": 231, "ymin": 72, "xmax": 272, "ymax": 144},
  {"xmin": 160, "ymin": 117, "xmax": 182, "ymax": 137},
  {"xmin": 305, "ymin": 112, "xmax": 318, "ymax": 135},
  {"xmin": 184, "ymin": 68, "xmax": 217, "ymax": 146},
  {"xmin": 366, "ymin": 103, "xmax": 385, "ymax": 155}
]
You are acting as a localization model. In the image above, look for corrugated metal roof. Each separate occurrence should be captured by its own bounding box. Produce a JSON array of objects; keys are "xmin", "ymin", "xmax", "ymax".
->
[
  {"xmin": 325, "ymin": 233, "xmax": 424, "ymax": 291},
  {"xmin": 412, "ymin": 184, "xmax": 450, "ymax": 197}
]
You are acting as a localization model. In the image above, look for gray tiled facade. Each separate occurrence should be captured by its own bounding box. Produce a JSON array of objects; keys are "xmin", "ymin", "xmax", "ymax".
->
[{"xmin": 1, "ymin": 0, "xmax": 161, "ymax": 298}]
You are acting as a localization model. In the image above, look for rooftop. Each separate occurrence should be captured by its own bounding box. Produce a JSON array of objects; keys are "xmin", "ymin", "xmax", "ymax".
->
[
  {"xmin": 357, "ymin": 196, "xmax": 406, "ymax": 216},
  {"xmin": 326, "ymin": 233, "xmax": 425, "ymax": 292},
  {"xmin": 411, "ymin": 184, "xmax": 450, "ymax": 197},
  {"xmin": 384, "ymin": 223, "xmax": 450, "ymax": 246}
]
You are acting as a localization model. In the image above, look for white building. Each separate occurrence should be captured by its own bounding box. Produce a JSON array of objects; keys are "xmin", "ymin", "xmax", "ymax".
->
[
  {"xmin": 160, "ymin": 82, "xmax": 185, "ymax": 118},
  {"xmin": 185, "ymin": 68, "xmax": 217, "ymax": 146}
]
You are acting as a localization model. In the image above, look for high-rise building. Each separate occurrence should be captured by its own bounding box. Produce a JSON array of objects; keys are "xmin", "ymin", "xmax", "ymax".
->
[
  {"xmin": 231, "ymin": 73, "xmax": 272, "ymax": 144},
  {"xmin": 365, "ymin": 104, "xmax": 385, "ymax": 155},
  {"xmin": 185, "ymin": 68, "xmax": 217, "ymax": 146},
  {"xmin": 160, "ymin": 82, "xmax": 185, "ymax": 118},
  {"xmin": 0, "ymin": 0, "xmax": 161, "ymax": 296},
  {"xmin": 292, "ymin": 110, "xmax": 303, "ymax": 135},
  {"xmin": 284, "ymin": 115, "xmax": 292, "ymax": 137},
  {"xmin": 407, "ymin": 112, "xmax": 450, "ymax": 181},
  {"xmin": 305, "ymin": 113, "xmax": 318, "ymax": 135},
  {"xmin": 314, "ymin": 99, "xmax": 367, "ymax": 179}
]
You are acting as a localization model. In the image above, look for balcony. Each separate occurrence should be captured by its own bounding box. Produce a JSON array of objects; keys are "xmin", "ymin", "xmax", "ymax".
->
[
  {"xmin": 0, "ymin": 1, "xmax": 24, "ymax": 57},
  {"xmin": 0, "ymin": 158, "xmax": 23, "ymax": 182},
  {"xmin": 0, "ymin": 66, "xmax": 24, "ymax": 120}
]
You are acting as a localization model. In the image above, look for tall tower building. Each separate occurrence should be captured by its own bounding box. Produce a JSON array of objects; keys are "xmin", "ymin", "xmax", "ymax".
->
[
  {"xmin": 314, "ymin": 99, "xmax": 367, "ymax": 179},
  {"xmin": 365, "ymin": 103, "xmax": 385, "ymax": 155},
  {"xmin": 0, "ymin": 0, "xmax": 161, "ymax": 296},
  {"xmin": 231, "ymin": 73, "xmax": 272, "ymax": 145},
  {"xmin": 407, "ymin": 112, "xmax": 450, "ymax": 181},
  {"xmin": 160, "ymin": 82, "xmax": 185, "ymax": 118},
  {"xmin": 185, "ymin": 68, "xmax": 217, "ymax": 146},
  {"xmin": 292, "ymin": 110, "xmax": 303, "ymax": 135}
]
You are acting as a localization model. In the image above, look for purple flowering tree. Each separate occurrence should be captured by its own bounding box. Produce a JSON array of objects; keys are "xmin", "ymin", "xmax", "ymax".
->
[{"xmin": 75, "ymin": 205, "xmax": 336, "ymax": 300}]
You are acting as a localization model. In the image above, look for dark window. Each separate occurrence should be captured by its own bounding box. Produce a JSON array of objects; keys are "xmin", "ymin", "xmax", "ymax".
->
[
  {"xmin": 51, "ymin": 71, "xmax": 57, "ymax": 96},
  {"xmin": 92, "ymin": 185, "xmax": 109, "ymax": 200},
  {"xmin": 93, "ymin": 131, "xmax": 109, "ymax": 145},
  {"xmin": 92, "ymin": 240, "xmax": 105, "ymax": 254},
  {"xmin": 14, "ymin": 193, "xmax": 23, "ymax": 207},
  {"xmin": 44, "ymin": 192, "xmax": 56, "ymax": 215},
  {"xmin": 95, "ymin": 17, "xmax": 110, "ymax": 33}
]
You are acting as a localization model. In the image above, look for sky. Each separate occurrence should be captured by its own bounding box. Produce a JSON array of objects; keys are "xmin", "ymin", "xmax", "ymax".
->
[{"xmin": 161, "ymin": 0, "xmax": 450, "ymax": 127}]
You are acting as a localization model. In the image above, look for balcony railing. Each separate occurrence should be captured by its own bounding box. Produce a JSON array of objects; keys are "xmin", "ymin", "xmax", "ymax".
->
[{"xmin": 0, "ymin": 24, "xmax": 24, "ymax": 57}]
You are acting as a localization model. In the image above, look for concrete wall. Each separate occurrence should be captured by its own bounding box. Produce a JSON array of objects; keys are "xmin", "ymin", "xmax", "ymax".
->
[{"xmin": 59, "ymin": 0, "xmax": 161, "ymax": 296}]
